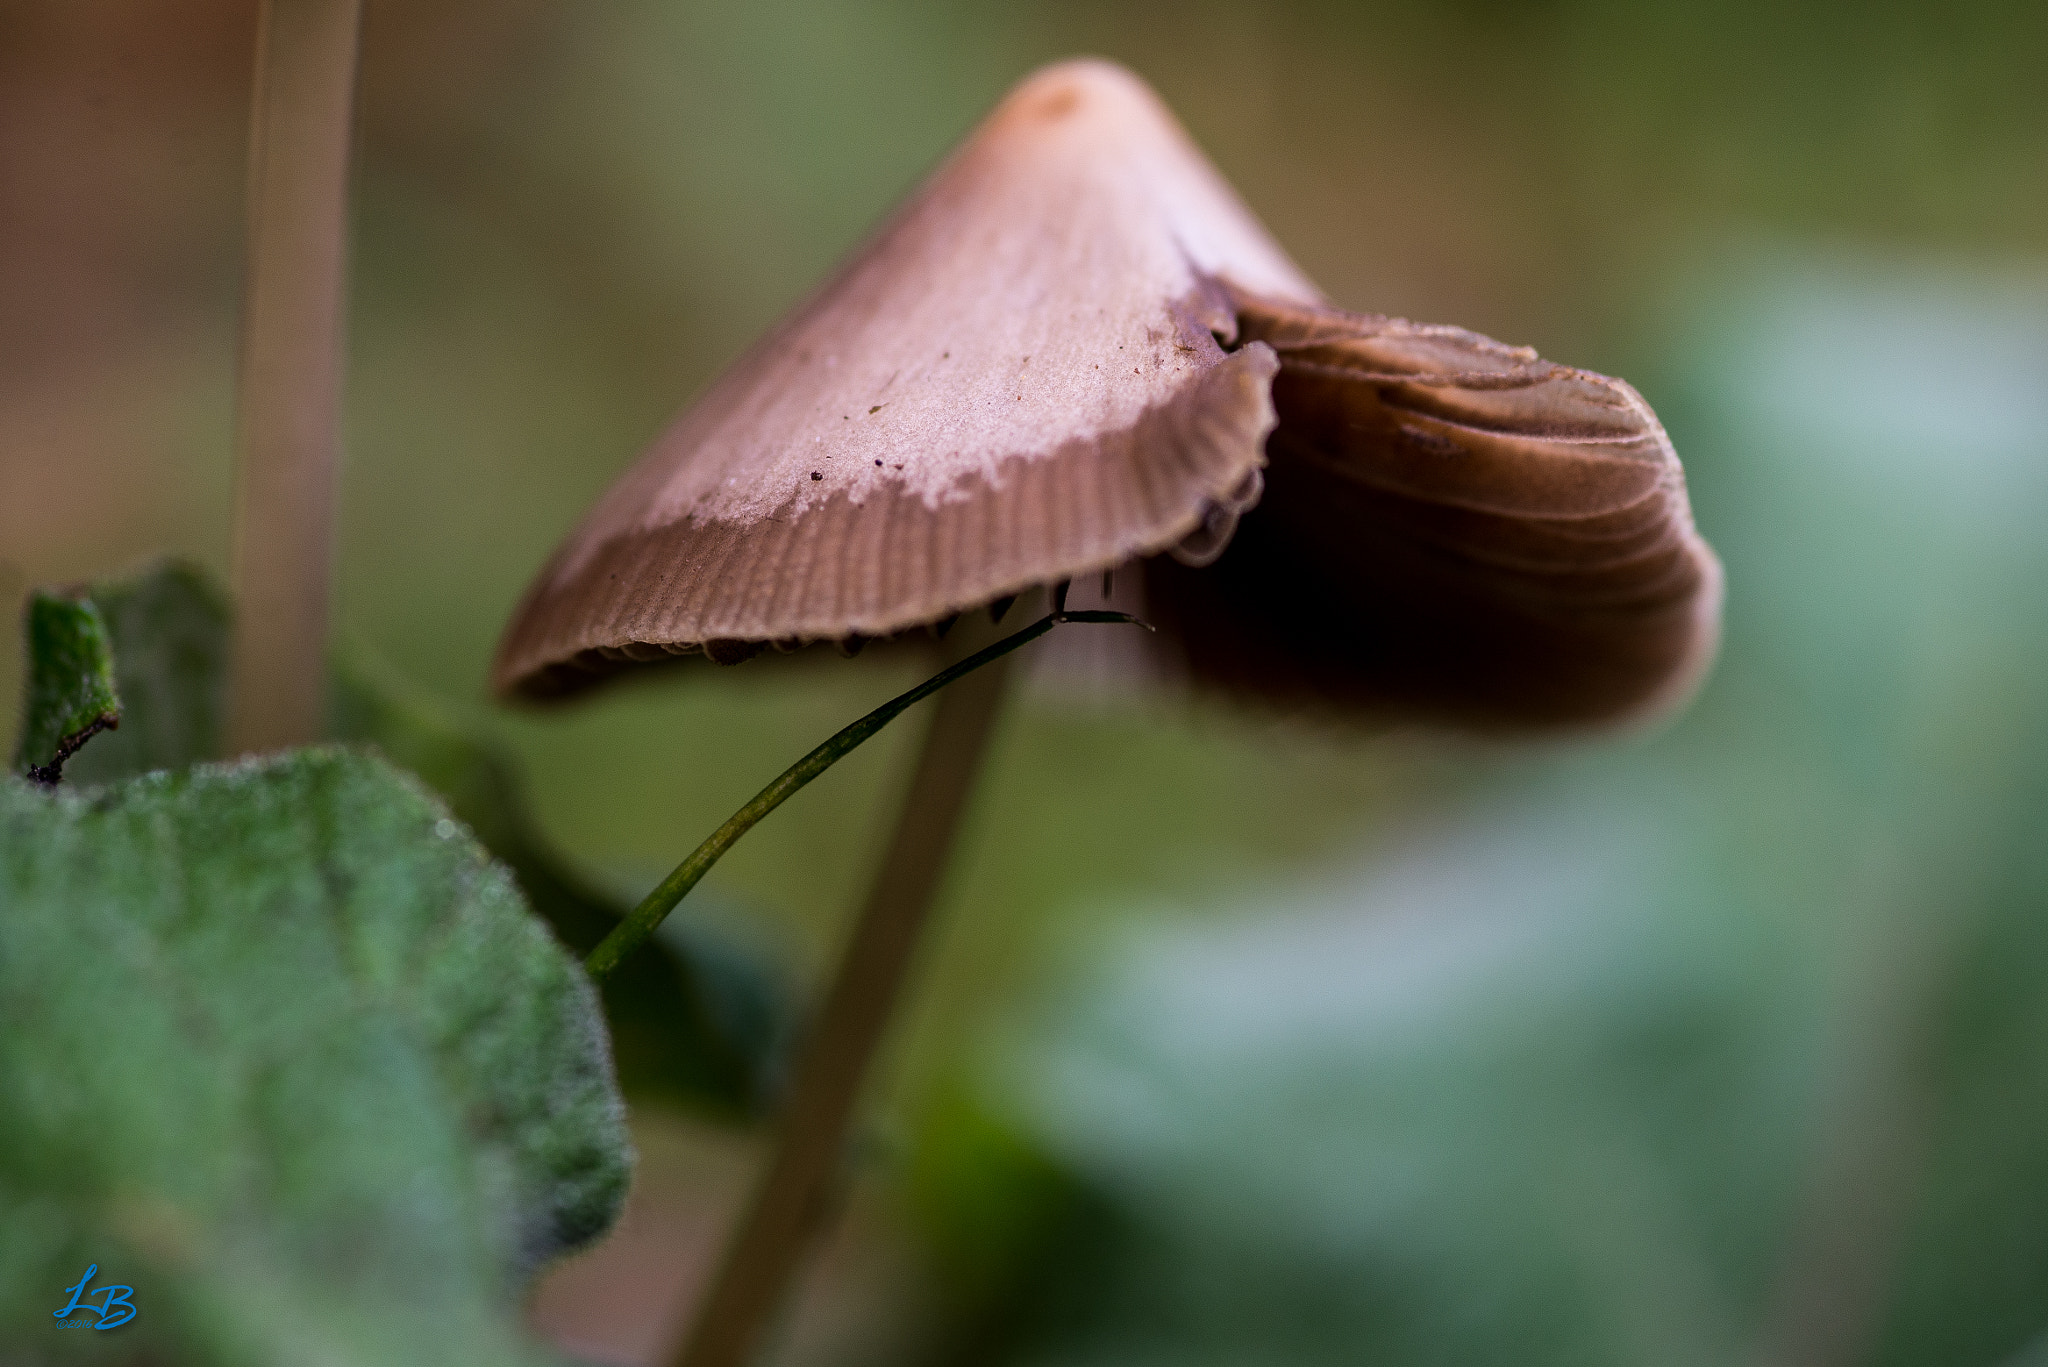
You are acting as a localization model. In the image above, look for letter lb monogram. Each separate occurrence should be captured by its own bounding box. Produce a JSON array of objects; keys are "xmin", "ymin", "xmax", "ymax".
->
[{"xmin": 53, "ymin": 1265, "xmax": 137, "ymax": 1330}]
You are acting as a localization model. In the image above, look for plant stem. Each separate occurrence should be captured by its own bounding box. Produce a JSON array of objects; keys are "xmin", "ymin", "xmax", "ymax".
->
[
  {"xmin": 673, "ymin": 641, "xmax": 1016, "ymax": 1367},
  {"xmin": 226, "ymin": 0, "xmax": 364, "ymax": 754},
  {"xmin": 583, "ymin": 610, "xmax": 1139, "ymax": 982}
]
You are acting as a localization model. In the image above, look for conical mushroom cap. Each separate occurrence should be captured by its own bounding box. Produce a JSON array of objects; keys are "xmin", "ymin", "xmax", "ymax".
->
[
  {"xmin": 494, "ymin": 59, "xmax": 1312, "ymax": 697},
  {"xmin": 495, "ymin": 58, "xmax": 1720, "ymax": 730}
]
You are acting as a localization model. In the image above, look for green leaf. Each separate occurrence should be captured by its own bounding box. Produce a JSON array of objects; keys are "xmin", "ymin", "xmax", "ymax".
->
[
  {"xmin": 23, "ymin": 552, "xmax": 786, "ymax": 1116},
  {"xmin": 332, "ymin": 649, "xmax": 788, "ymax": 1117},
  {"xmin": 63, "ymin": 560, "xmax": 230, "ymax": 786},
  {"xmin": 0, "ymin": 748, "xmax": 630, "ymax": 1366},
  {"xmin": 13, "ymin": 590, "xmax": 120, "ymax": 784}
]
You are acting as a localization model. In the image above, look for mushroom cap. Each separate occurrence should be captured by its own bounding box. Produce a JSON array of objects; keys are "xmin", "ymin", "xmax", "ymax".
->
[
  {"xmin": 494, "ymin": 58, "xmax": 1720, "ymax": 730},
  {"xmin": 1147, "ymin": 290, "xmax": 1721, "ymax": 729},
  {"xmin": 494, "ymin": 59, "xmax": 1312, "ymax": 697}
]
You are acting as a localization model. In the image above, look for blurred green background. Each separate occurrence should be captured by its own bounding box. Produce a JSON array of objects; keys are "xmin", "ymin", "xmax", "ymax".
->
[{"xmin": 3, "ymin": 1, "xmax": 2045, "ymax": 1364}]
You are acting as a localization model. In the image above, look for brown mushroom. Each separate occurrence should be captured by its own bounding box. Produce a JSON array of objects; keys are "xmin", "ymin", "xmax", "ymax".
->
[
  {"xmin": 495, "ymin": 57, "xmax": 1719, "ymax": 1367},
  {"xmin": 494, "ymin": 60, "xmax": 1716, "ymax": 729}
]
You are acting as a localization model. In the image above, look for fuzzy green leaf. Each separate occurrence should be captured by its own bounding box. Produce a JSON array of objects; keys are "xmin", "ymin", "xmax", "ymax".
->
[
  {"xmin": 25, "ymin": 553, "xmax": 785, "ymax": 1115},
  {"xmin": 332, "ymin": 651, "xmax": 787, "ymax": 1117},
  {"xmin": 13, "ymin": 591, "xmax": 120, "ymax": 784},
  {"xmin": 0, "ymin": 748, "xmax": 630, "ymax": 1366},
  {"xmin": 63, "ymin": 560, "xmax": 230, "ymax": 785}
]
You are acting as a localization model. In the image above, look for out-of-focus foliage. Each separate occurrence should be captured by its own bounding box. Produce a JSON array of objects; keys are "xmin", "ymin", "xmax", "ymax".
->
[
  {"xmin": 0, "ymin": 748, "xmax": 628, "ymax": 1367},
  {"xmin": 910, "ymin": 257, "xmax": 2048, "ymax": 1367},
  {"xmin": 61, "ymin": 560, "xmax": 228, "ymax": 785},
  {"xmin": 12, "ymin": 591, "xmax": 118, "ymax": 782}
]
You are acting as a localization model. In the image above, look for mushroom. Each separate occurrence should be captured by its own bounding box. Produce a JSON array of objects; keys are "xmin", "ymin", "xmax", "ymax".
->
[{"xmin": 494, "ymin": 58, "xmax": 1718, "ymax": 1367}]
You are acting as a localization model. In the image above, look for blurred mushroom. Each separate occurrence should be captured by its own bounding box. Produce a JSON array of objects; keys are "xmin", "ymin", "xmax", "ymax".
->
[
  {"xmin": 1148, "ymin": 290, "xmax": 1719, "ymax": 728},
  {"xmin": 493, "ymin": 57, "xmax": 1718, "ymax": 1367}
]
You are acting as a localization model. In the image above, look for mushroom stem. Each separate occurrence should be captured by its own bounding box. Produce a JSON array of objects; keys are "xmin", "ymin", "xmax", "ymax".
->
[
  {"xmin": 674, "ymin": 643, "xmax": 1015, "ymax": 1367},
  {"xmin": 225, "ymin": 0, "xmax": 363, "ymax": 753},
  {"xmin": 583, "ymin": 610, "xmax": 1143, "ymax": 981}
]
